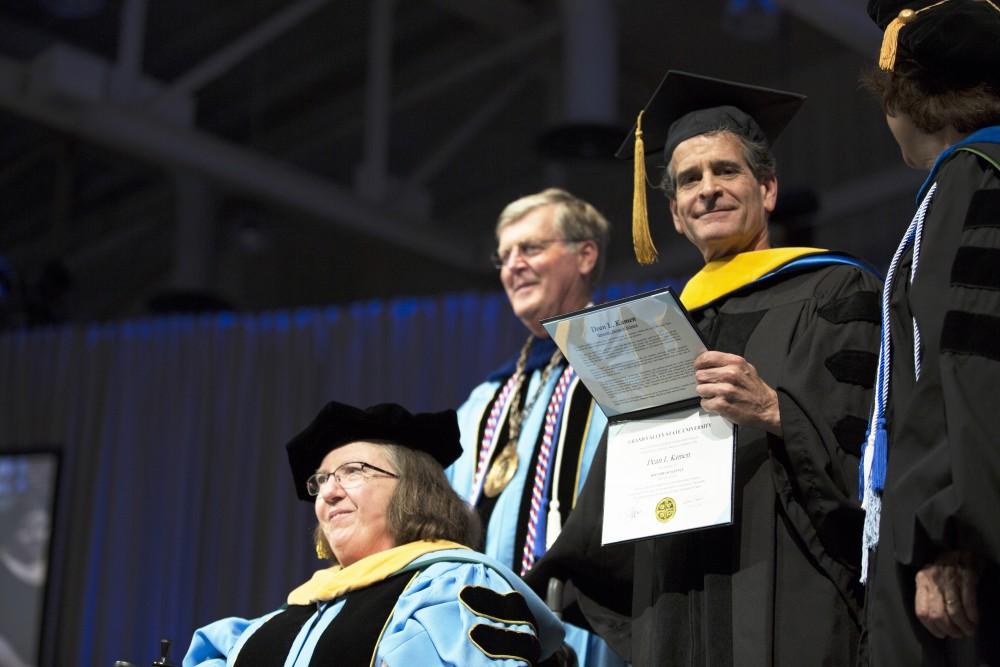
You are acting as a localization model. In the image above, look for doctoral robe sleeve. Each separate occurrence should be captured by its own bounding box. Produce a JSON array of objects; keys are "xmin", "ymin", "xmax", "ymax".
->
[
  {"xmin": 182, "ymin": 616, "xmax": 255, "ymax": 667},
  {"xmin": 891, "ymin": 151, "xmax": 1000, "ymax": 565},
  {"xmin": 769, "ymin": 266, "xmax": 881, "ymax": 588},
  {"xmin": 376, "ymin": 561, "xmax": 563, "ymax": 666}
]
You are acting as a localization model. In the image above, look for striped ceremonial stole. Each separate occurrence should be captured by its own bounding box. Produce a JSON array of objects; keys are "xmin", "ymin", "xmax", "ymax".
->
[{"xmin": 472, "ymin": 363, "xmax": 598, "ymax": 570}]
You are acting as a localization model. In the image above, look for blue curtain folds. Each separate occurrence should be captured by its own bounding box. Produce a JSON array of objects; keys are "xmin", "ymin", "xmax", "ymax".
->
[{"xmin": 0, "ymin": 282, "xmax": 664, "ymax": 665}]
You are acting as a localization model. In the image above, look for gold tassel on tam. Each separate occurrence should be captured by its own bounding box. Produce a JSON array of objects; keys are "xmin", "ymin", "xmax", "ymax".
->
[
  {"xmin": 632, "ymin": 110, "xmax": 658, "ymax": 265},
  {"xmin": 879, "ymin": 1, "xmax": 954, "ymax": 71},
  {"xmin": 315, "ymin": 532, "xmax": 334, "ymax": 560},
  {"xmin": 878, "ymin": 8, "xmax": 915, "ymax": 71}
]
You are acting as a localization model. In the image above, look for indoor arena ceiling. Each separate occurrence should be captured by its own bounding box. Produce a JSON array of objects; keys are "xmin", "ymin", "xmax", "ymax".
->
[{"xmin": 0, "ymin": 0, "xmax": 924, "ymax": 325}]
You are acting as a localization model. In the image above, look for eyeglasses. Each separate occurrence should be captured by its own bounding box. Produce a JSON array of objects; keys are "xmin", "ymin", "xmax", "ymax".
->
[
  {"xmin": 491, "ymin": 238, "xmax": 573, "ymax": 269},
  {"xmin": 306, "ymin": 461, "xmax": 400, "ymax": 495}
]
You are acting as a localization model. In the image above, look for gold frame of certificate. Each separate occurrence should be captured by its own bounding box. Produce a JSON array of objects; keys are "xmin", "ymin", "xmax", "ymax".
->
[{"xmin": 541, "ymin": 287, "xmax": 735, "ymax": 544}]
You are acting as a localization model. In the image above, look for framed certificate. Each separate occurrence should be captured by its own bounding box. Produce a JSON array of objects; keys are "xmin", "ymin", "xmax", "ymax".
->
[{"xmin": 542, "ymin": 287, "xmax": 735, "ymax": 544}]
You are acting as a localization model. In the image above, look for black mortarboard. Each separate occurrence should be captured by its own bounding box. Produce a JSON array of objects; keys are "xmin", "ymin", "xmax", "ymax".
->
[
  {"xmin": 619, "ymin": 71, "xmax": 805, "ymax": 264},
  {"xmin": 869, "ymin": 0, "xmax": 1000, "ymax": 82},
  {"xmin": 286, "ymin": 401, "xmax": 462, "ymax": 501}
]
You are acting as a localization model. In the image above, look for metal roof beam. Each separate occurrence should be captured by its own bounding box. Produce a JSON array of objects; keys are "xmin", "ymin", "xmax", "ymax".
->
[
  {"xmin": 427, "ymin": 0, "xmax": 538, "ymax": 34},
  {"xmin": 409, "ymin": 69, "xmax": 533, "ymax": 186},
  {"xmin": 153, "ymin": 0, "xmax": 328, "ymax": 107},
  {"xmin": 0, "ymin": 53, "xmax": 479, "ymax": 270},
  {"xmin": 261, "ymin": 21, "xmax": 558, "ymax": 160}
]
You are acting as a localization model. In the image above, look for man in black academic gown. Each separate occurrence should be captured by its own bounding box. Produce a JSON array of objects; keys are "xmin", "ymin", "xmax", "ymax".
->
[{"xmin": 526, "ymin": 71, "xmax": 883, "ymax": 666}]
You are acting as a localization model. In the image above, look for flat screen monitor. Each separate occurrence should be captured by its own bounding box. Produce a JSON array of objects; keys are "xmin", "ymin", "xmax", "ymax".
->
[{"xmin": 0, "ymin": 450, "xmax": 59, "ymax": 667}]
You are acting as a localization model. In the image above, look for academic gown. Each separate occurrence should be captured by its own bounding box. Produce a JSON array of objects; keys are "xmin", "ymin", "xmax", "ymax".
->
[
  {"xmin": 183, "ymin": 542, "xmax": 565, "ymax": 667},
  {"xmin": 449, "ymin": 338, "xmax": 623, "ymax": 667},
  {"xmin": 526, "ymin": 250, "xmax": 883, "ymax": 667},
  {"xmin": 864, "ymin": 137, "xmax": 1000, "ymax": 666}
]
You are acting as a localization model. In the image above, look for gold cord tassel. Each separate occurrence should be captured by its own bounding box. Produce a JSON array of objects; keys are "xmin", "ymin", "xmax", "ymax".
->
[
  {"xmin": 315, "ymin": 531, "xmax": 334, "ymax": 560},
  {"xmin": 880, "ymin": 1, "xmax": 955, "ymax": 71},
  {"xmin": 878, "ymin": 9, "xmax": 913, "ymax": 71},
  {"xmin": 632, "ymin": 111, "xmax": 658, "ymax": 265}
]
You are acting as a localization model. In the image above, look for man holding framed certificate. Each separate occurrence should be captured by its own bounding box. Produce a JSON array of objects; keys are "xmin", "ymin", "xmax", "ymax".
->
[
  {"xmin": 542, "ymin": 285, "xmax": 737, "ymax": 545},
  {"xmin": 527, "ymin": 72, "xmax": 883, "ymax": 667}
]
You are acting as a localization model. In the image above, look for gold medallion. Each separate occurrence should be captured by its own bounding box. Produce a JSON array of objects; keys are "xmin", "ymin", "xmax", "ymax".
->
[
  {"xmin": 655, "ymin": 497, "xmax": 677, "ymax": 523},
  {"xmin": 483, "ymin": 444, "xmax": 519, "ymax": 498}
]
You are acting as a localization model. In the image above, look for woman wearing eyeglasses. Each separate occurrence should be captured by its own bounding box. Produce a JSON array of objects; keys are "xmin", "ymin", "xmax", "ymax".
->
[{"xmin": 182, "ymin": 401, "xmax": 566, "ymax": 667}]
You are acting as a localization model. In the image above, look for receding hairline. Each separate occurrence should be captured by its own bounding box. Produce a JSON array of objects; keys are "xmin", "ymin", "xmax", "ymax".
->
[
  {"xmin": 661, "ymin": 127, "xmax": 777, "ymax": 200},
  {"xmin": 496, "ymin": 196, "xmax": 565, "ymax": 239},
  {"xmin": 667, "ymin": 129, "xmax": 753, "ymax": 171}
]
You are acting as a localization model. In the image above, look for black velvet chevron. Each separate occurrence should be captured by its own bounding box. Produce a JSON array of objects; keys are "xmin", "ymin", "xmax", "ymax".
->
[
  {"xmin": 824, "ymin": 350, "xmax": 878, "ymax": 388},
  {"xmin": 460, "ymin": 586, "xmax": 534, "ymax": 624},
  {"xmin": 951, "ymin": 247, "xmax": 1000, "ymax": 291},
  {"xmin": 235, "ymin": 573, "xmax": 415, "ymax": 667},
  {"xmin": 942, "ymin": 310, "xmax": 1000, "ymax": 362},
  {"xmin": 818, "ymin": 291, "xmax": 880, "ymax": 325},
  {"xmin": 832, "ymin": 415, "xmax": 868, "ymax": 457},
  {"xmin": 469, "ymin": 624, "xmax": 541, "ymax": 663},
  {"xmin": 963, "ymin": 189, "xmax": 1000, "ymax": 230},
  {"xmin": 234, "ymin": 606, "xmax": 315, "ymax": 667},
  {"xmin": 712, "ymin": 310, "xmax": 767, "ymax": 357}
]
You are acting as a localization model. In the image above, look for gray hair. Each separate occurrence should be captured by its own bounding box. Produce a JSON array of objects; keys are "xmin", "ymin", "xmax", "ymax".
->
[
  {"xmin": 495, "ymin": 188, "xmax": 611, "ymax": 286},
  {"xmin": 659, "ymin": 128, "xmax": 776, "ymax": 200}
]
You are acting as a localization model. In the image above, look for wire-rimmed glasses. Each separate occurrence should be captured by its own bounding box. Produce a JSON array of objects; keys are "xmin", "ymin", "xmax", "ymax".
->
[{"xmin": 306, "ymin": 461, "xmax": 399, "ymax": 495}]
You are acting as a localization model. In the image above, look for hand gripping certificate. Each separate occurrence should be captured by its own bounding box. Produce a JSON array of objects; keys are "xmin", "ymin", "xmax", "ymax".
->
[{"xmin": 541, "ymin": 287, "xmax": 734, "ymax": 544}]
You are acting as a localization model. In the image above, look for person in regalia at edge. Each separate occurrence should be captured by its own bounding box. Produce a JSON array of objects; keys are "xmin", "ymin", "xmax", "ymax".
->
[
  {"xmin": 525, "ymin": 71, "xmax": 884, "ymax": 666},
  {"xmin": 183, "ymin": 401, "xmax": 567, "ymax": 666},
  {"xmin": 857, "ymin": 1, "xmax": 1000, "ymax": 665}
]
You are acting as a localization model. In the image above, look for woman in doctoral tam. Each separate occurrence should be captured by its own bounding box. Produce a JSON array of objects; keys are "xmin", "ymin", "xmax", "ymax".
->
[
  {"xmin": 859, "ymin": 1, "xmax": 1000, "ymax": 664},
  {"xmin": 183, "ymin": 401, "xmax": 566, "ymax": 666}
]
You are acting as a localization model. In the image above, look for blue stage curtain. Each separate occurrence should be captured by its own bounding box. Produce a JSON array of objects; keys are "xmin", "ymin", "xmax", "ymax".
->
[{"xmin": 0, "ymin": 281, "xmax": 664, "ymax": 665}]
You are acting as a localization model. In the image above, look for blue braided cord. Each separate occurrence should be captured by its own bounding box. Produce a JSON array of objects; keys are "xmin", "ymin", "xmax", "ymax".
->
[{"xmin": 859, "ymin": 182, "xmax": 937, "ymax": 582}]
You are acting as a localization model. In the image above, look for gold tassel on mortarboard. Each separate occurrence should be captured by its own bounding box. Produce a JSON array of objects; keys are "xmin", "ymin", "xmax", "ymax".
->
[{"xmin": 632, "ymin": 110, "xmax": 658, "ymax": 265}]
